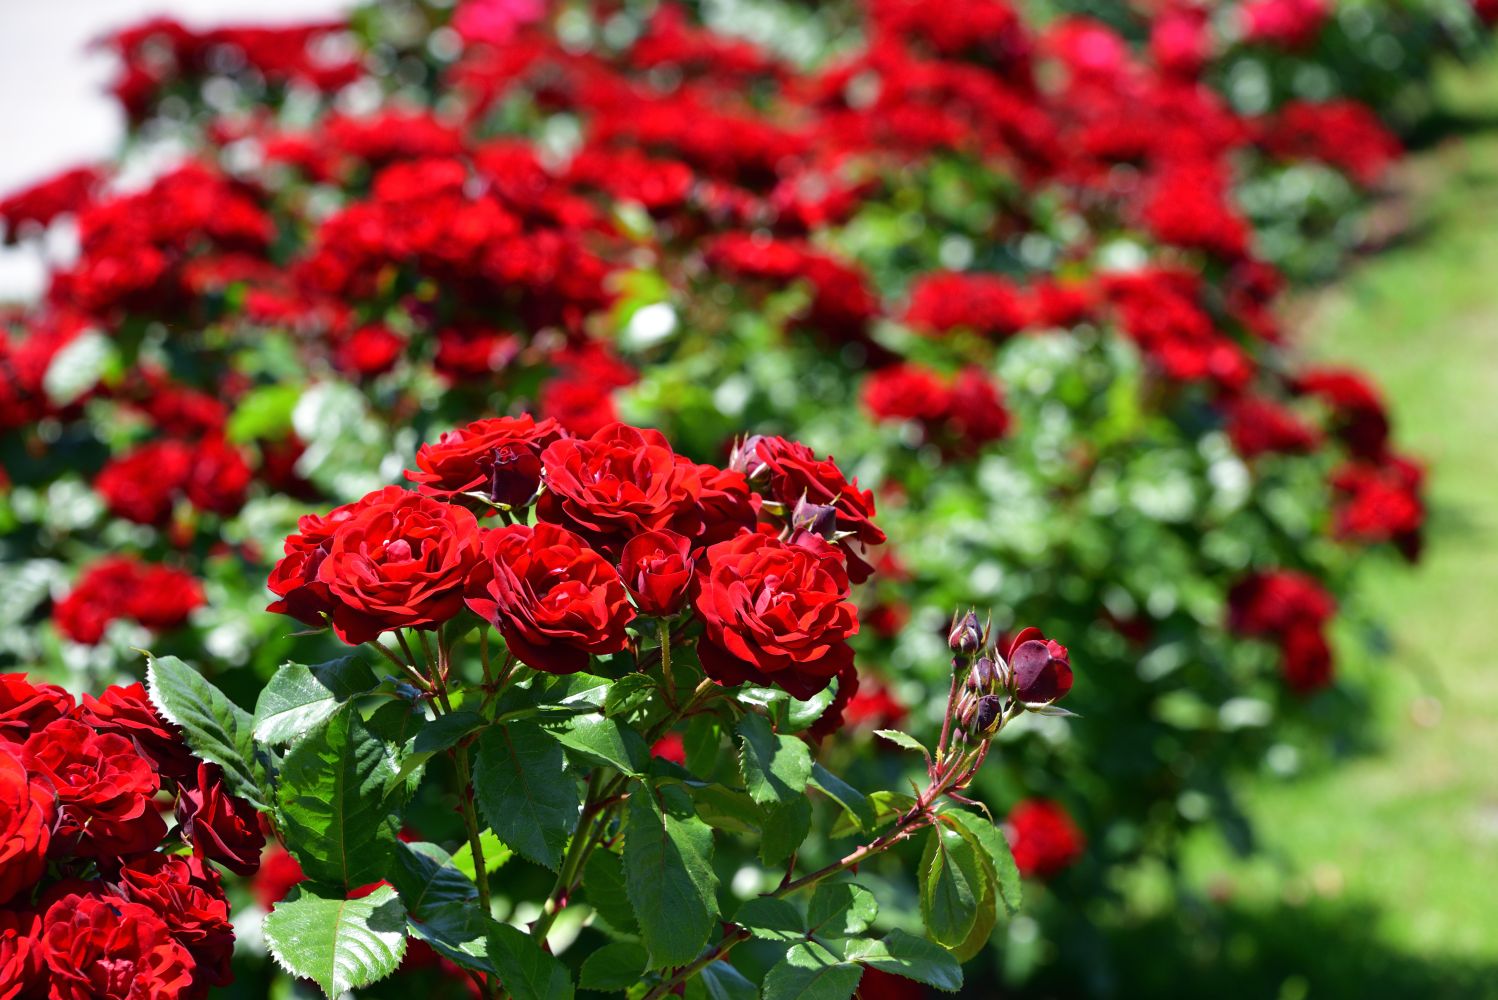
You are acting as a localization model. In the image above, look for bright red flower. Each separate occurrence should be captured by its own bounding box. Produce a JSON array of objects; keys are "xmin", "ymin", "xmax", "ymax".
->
[
  {"xmin": 176, "ymin": 763, "xmax": 266, "ymax": 876},
  {"xmin": 22, "ymin": 720, "xmax": 165, "ymax": 858},
  {"xmin": 75, "ymin": 682, "xmax": 195, "ymax": 782},
  {"xmin": 467, "ymin": 522, "xmax": 635, "ymax": 674},
  {"xmin": 406, "ymin": 415, "xmax": 563, "ymax": 510},
  {"xmin": 0, "ymin": 909, "xmax": 44, "ymax": 1000},
  {"xmin": 1007, "ymin": 799, "xmax": 1084, "ymax": 879},
  {"xmin": 0, "ymin": 673, "xmax": 74, "ymax": 744},
  {"xmin": 40, "ymin": 893, "xmax": 195, "ymax": 1000},
  {"xmin": 618, "ymin": 529, "xmax": 695, "ymax": 618},
  {"xmin": 113, "ymin": 853, "xmax": 235, "ymax": 988},
  {"xmin": 54, "ymin": 557, "xmax": 203, "ymax": 646},
  {"xmin": 94, "ymin": 441, "xmax": 193, "ymax": 526},
  {"xmin": 0, "ymin": 744, "xmax": 53, "ymax": 905}
]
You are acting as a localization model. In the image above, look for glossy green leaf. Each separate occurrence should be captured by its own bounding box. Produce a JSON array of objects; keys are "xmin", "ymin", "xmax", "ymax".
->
[
  {"xmin": 699, "ymin": 961, "xmax": 758, "ymax": 1000},
  {"xmin": 603, "ymin": 674, "xmax": 656, "ymax": 718},
  {"xmin": 451, "ymin": 829, "xmax": 514, "ymax": 882},
  {"xmin": 808, "ymin": 764, "xmax": 875, "ymax": 835},
  {"xmin": 845, "ymin": 929, "xmax": 963, "ymax": 992},
  {"xmin": 488, "ymin": 923, "xmax": 575, "ymax": 1000},
  {"xmin": 263, "ymin": 885, "xmax": 407, "ymax": 998},
  {"xmin": 919, "ymin": 824, "xmax": 983, "ymax": 948},
  {"xmin": 733, "ymin": 897, "xmax": 805, "ymax": 942},
  {"xmin": 253, "ymin": 656, "xmax": 377, "ymax": 746},
  {"xmin": 759, "ymin": 796, "xmax": 812, "ymax": 866},
  {"xmin": 623, "ymin": 781, "xmax": 720, "ymax": 969},
  {"xmin": 582, "ymin": 848, "xmax": 638, "ymax": 934},
  {"xmin": 579, "ymin": 941, "xmax": 649, "ymax": 991},
  {"xmin": 806, "ymin": 883, "xmax": 877, "ymax": 939},
  {"xmin": 146, "ymin": 654, "xmax": 264, "ymax": 810},
  {"xmin": 873, "ymin": 729, "xmax": 929, "ymax": 759},
  {"xmin": 761, "ymin": 941, "xmax": 862, "ymax": 1000},
  {"xmin": 553, "ymin": 714, "xmax": 649, "ymax": 776},
  {"xmin": 947, "ymin": 813, "xmax": 1023, "ymax": 916},
  {"xmin": 474, "ymin": 721, "xmax": 579, "ymax": 870},
  {"xmin": 828, "ymin": 789, "xmax": 912, "ymax": 839},
  {"xmin": 736, "ymin": 713, "xmax": 812, "ymax": 805},
  {"xmin": 388, "ymin": 841, "xmax": 496, "ymax": 973}
]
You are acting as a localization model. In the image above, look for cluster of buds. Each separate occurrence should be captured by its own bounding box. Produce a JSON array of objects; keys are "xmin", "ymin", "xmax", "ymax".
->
[{"xmin": 929, "ymin": 610, "xmax": 1075, "ymax": 799}]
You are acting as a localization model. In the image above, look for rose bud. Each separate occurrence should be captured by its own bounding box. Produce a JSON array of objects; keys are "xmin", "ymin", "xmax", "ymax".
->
[
  {"xmin": 485, "ymin": 444, "xmax": 543, "ymax": 508},
  {"xmin": 1005, "ymin": 627, "xmax": 1073, "ymax": 704},
  {"xmin": 618, "ymin": 530, "xmax": 695, "ymax": 618},
  {"xmin": 949, "ymin": 609, "xmax": 983, "ymax": 655},
  {"xmin": 971, "ymin": 655, "xmax": 996, "ymax": 690},
  {"xmin": 791, "ymin": 495, "xmax": 839, "ymax": 539},
  {"xmin": 176, "ymin": 762, "xmax": 266, "ymax": 876},
  {"xmin": 973, "ymin": 694, "xmax": 1004, "ymax": 736}
]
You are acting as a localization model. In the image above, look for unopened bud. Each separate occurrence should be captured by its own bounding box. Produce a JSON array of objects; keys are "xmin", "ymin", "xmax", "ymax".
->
[
  {"xmin": 973, "ymin": 694, "xmax": 1004, "ymax": 736},
  {"xmin": 791, "ymin": 494, "xmax": 839, "ymax": 539},
  {"xmin": 729, "ymin": 435, "xmax": 770, "ymax": 480},
  {"xmin": 955, "ymin": 691, "xmax": 978, "ymax": 728},
  {"xmin": 949, "ymin": 609, "xmax": 983, "ymax": 655},
  {"xmin": 972, "ymin": 656, "xmax": 996, "ymax": 690}
]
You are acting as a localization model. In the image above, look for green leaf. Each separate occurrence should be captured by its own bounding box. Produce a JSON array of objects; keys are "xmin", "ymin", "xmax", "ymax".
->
[
  {"xmin": 691, "ymin": 783, "xmax": 762, "ymax": 835},
  {"xmin": 845, "ymin": 930, "xmax": 963, "ymax": 992},
  {"xmin": 388, "ymin": 842, "xmax": 496, "ymax": 973},
  {"xmin": 279, "ymin": 705, "xmax": 403, "ymax": 890},
  {"xmin": 827, "ymin": 789, "xmax": 911, "ymax": 840},
  {"xmin": 413, "ymin": 711, "xmax": 486, "ymax": 756},
  {"xmin": 808, "ymin": 764, "xmax": 875, "ymax": 835},
  {"xmin": 683, "ymin": 716, "xmax": 721, "ymax": 778},
  {"xmin": 782, "ymin": 683, "xmax": 838, "ymax": 734},
  {"xmin": 487, "ymin": 923, "xmax": 575, "ymax": 1000},
  {"xmin": 553, "ymin": 715, "xmax": 649, "ymax": 776},
  {"xmin": 699, "ymin": 961, "xmax": 758, "ymax": 1000},
  {"xmin": 474, "ymin": 721, "xmax": 580, "ymax": 870},
  {"xmin": 624, "ymin": 781, "xmax": 720, "ymax": 969},
  {"xmin": 146, "ymin": 654, "xmax": 264, "ymax": 810},
  {"xmin": 263, "ymin": 885, "xmax": 407, "ymax": 998},
  {"xmin": 582, "ymin": 849, "xmax": 638, "ymax": 934},
  {"xmin": 451, "ymin": 828, "xmax": 514, "ymax": 882},
  {"xmin": 759, "ymin": 796, "xmax": 811, "ymax": 866},
  {"xmin": 44, "ymin": 330, "xmax": 115, "ymax": 407},
  {"xmin": 919, "ymin": 825, "xmax": 983, "ymax": 948},
  {"xmin": 733, "ymin": 897, "xmax": 805, "ymax": 942},
  {"xmin": 947, "ymin": 813, "xmax": 1023, "ymax": 916},
  {"xmin": 228, "ymin": 383, "xmax": 302, "ymax": 443},
  {"xmin": 603, "ymin": 674, "xmax": 656, "ymax": 718},
  {"xmin": 761, "ymin": 941, "xmax": 863, "ymax": 1000},
  {"xmin": 736, "ymin": 714, "xmax": 812, "ymax": 805},
  {"xmin": 253, "ymin": 657, "xmax": 377, "ymax": 746},
  {"xmin": 873, "ymin": 729, "xmax": 930, "ymax": 760},
  {"xmin": 579, "ymin": 941, "xmax": 648, "ymax": 991},
  {"xmin": 807, "ymin": 883, "xmax": 877, "ymax": 939}
]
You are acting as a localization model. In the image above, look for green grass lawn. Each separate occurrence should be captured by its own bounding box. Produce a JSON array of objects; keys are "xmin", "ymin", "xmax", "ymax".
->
[{"xmin": 1162, "ymin": 56, "xmax": 1498, "ymax": 998}]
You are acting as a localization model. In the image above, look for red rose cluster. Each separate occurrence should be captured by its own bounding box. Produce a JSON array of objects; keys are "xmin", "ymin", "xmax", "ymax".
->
[
  {"xmin": 0, "ymin": 673, "xmax": 262, "ymax": 998},
  {"xmin": 1006, "ymin": 798, "xmax": 1086, "ymax": 880},
  {"xmin": 1227, "ymin": 570, "xmax": 1338, "ymax": 692},
  {"xmin": 269, "ymin": 416, "xmax": 882, "ymax": 698},
  {"xmin": 52, "ymin": 556, "xmax": 204, "ymax": 646}
]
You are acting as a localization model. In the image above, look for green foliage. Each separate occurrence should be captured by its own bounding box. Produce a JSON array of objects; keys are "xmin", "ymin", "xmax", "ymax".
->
[
  {"xmin": 624, "ymin": 781, "xmax": 721, "ymax": 969},
  {"xmin": 736, "ymin": 713, "xmax": 813, "ymax": 806},
  {"xmin": 252, "ymin": 657, "xmax": 377, "ymax": 746},
  {"xmin": 474, "ymin": 721, "xmax": 579, "ymax": 870},
  {"xmin": 146, "ymin": 654, "xmax": 265, "ymax": 810},
  {"xmin": 263, "ymin": 885, "xmax": 408, "ymax": 998}
]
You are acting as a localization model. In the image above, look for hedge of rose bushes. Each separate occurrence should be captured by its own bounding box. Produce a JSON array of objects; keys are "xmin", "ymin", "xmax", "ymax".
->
[{"xmin": 0, "ymin": 0, "xmax": 1491, "ymax": 993}]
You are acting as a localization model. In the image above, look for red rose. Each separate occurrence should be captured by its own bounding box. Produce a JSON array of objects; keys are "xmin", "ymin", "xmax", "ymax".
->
[
  {"xmin": 333, "ymin": 324, "xmax": 405, "ymax": 378},
  {"xmin": 113, "ymin": 853, "xmax": 235, "ymax": 987},
  {"xmin": 618, "ymin": 530, "xmax": 694, "ymax": 617},
  {"xmin": 1004, "ymin": 627, "xmax": 1073, "ymax": 705},
  {"xmin": 467, "ymin": 522, "xmax": 635, "ymax": 674},
  {"xmin": 695, "ymin": 464, "xmax": 758, "ymax": 546},
  {"xmin": 54, "ymin": 557, "xmax": 203, "ymax": 645},
  {"xmin": 0, "ymin": 744, "xmax": 53, "ymax": 905},
  {"xmin": 406, "ymin": 415, "xmax": 563, "ymax": 510},
  {"xmin": 731, "ymin": 436, "xmax": 884, "ymax": 583},
  {"xmin": 0, "ymin": 910, "xmax": 44, "ymax": 1000},
  {"xmin": 94, "ymin": 441, "xmax": 192, "ymax": 526},
  {"xmin": 1226, "ymin": 570, "xmax": 1335, "ymax": 638},
  {"xmin": 270, "ymin": 486, "xmax": 484, "ymax": 644},
  {"xmin": 75, "ymin": 681, "xmax": 195, "ymax": 782},
  {"xmin": 537, "ymin": 423, "xmax": 705, "ymax": 556},
  {"xmin": 132, "ymin": 564, "xmax": 206, "ymax": 633},
  {"xmin": 1281, "ymin": 624, "xmax": 1333, "ymax": 694},
  {"xmin": 1007, "ymin": 799, "xmax": 1084, "ymax": 880},
  {"xmin": 0, "ymin": 673, "xmax": 73, "ymax": 744},
  {"xmin": 693, "ymin": 529, "xmax": 859, "ymax": 699},
  {"xmin": 183, "ymin": 437, "xmax": 252, "ymax": 518},
  {"xmin": 22, "ymin": 720, "xmax": 166, "ymax": 858},
  {"xmin": 649, "ymin": 732, "xmax": 686, "ymax": 766},
  {"xmin": 40, "ymin": 894, "xmax": 195, "ymax": 1000},
  {"xmin": 175, "ymin": 762, "xmax": 265, "ymax": 876}
]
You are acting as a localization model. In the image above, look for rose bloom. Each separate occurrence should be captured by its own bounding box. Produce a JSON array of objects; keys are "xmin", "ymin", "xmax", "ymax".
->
[
  {"xmin": 618, "ymin": 529, "xmax": 695, "ymax": 617},
  {"xmin": 1281, "ymin": 623, "xmax": 1333, "ymax": 694},
  {"xmin": 266, "ymin": 489, "xmax": 375, "ymax": 629},
  {"xmin": 54, "ymin": 556, "xmax": 204, "ymax": 645},
  {"xmin": 693, "ymin": 529, "xmax": 859, "ymax": 699},
  {"xmin": 468, "ymin": 522, "xmax": 635, "ymax": 674},
  {"xmin": 270, "ymin": 486, "xmax": 484, "ymax": 644},
  {"xmin": 1227, "ymin": 570, "xmax": 1335, "ymax": 638},
  {"xmin": 183, "ymin": 437, "xmax": 252, "ymax": 518},
  {"xmin": 537, "ymin": 422, "xmax": 710, "ymax": 556},
  {"xmin": 0, "ymin": 673, "xmax": 73, "ymax": 744},
  {"xmin": 22, "ymin": 719, "xmax": 166, "ymax": 858},
  {"xmin": 1007, "ymin": 799, "xmax": 1085, "ymax": 879},
  {"xmin": 113, "ymin": 853, "xmax": 235, "ymax": 987},
  {"xmin": 732, "ymin": 435, "xmax": 885, "ymax": 583},
  {"xmin": 94, "ymin": 441, "xmax": 192, "ymax": 526},
  {"xmin": 0, "ymin": 909, "xmax": 45, "ymax": 1000},
  {"xmin": 406, "ymin": 414, "xmax": 563, "ymax": 510},
  {"xmin": 40, "ymin": 894, "xmax": 195, "ymax": 1000},
  {"xmin": 176, "ymin": 762, "xmax": 266, "ymax": 876},
  {"xmin": 1004, "ymin": 627, "xmax": 1073, "ymax": 704},
  {"xmin": 74, "ymin": 681, "xmax": 195, "ymax": 782},
  {"xmin": 0, "ymin": 744, "xmax": 53, "ymax": 905}
]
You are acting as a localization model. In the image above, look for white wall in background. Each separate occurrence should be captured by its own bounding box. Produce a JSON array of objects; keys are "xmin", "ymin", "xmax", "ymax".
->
[{"xmin": 0, "ymin": 0, "xmax": 346, "ymax": 300}]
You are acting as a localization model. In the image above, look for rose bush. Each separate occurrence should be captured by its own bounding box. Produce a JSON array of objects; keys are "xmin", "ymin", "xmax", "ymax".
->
[{"xmin": 0, "ymin": 0, "xmax": 1490, "ymax": 994}]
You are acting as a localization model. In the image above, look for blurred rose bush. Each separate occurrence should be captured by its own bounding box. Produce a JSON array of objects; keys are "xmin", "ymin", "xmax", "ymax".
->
[{"xmin": 0, "ymin": 0, "xmax": 1491, "ymax": 993}]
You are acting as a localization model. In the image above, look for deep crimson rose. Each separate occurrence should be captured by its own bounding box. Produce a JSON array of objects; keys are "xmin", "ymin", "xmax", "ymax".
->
[
  {"xmin": 94, "ymin": 441, "xmax": 192, "ymax": 526},
  {"xmin": 1226, "ymin": 570, "xmax": 1335, "ymax": 637},
  {"xmin": 1293, "ymin": 367, "xmax": 1389, "ymax": 459},
  {"xmin": 693, "ymin": 529, "xmax": 859, "ymax": 699},
  {"xmin": 0, "ymin": 744, "xmax": 53, "ymax": 905},
  {"xmin": 54, "ymin": 557, "xmax": 204, "ymax": 645},
  {"xmin": 731, "ymin": 436, "xmax": 885, "ymax": 583},
  {"xmin": 862, "ymin": 364, "xmax": 951, "ymax": 423},
  {"xmin": 1225, "ymin": 396, "xmax": 1321, "ymax": 459},
  {"xmin": 75, "ymin": 682, "xmax": 194, "ymax": 782},
  {"xmin": 270, "ymin": 486, "xmax": 484, "ymax": 644},
  {"xmin": 1004, "ymin": 627, "xmax": 1073, "ymax": 704},
  {"xmin": 406, "ymin": 415, "xmax": 563, "ymax": 510},
  {"xmin": 1281, "ymin": 623, "xmax": 1333, "ymax": 694},
  {"xmin": 183, "ymin": 437, "xmax": 252, "ymax": 518},
  {"xmin": 22, "ymin": 719, "xmax": 166, "ymax": 858},
  {"xmin": 113, "ymin": 853, "xmax": 235, "ymax": 987},
  {"xmin": 0, "ymin": 672, "xmax": 73, "ymax": 744},
  {"xmin": 649, "ymin": 732, "xmax": 686, "ymax": 766},
  {"xmin": 175, "ymin": 762, "xmax": 265, "ymax": 876},
  {"xmin": 0, "ymin": 909, "xmax": 44, "ymax": 1000},
  {"xmin": 1007, "ymin": 799, "xmax": 1084, "ymax": 879},
  {"xmin": 333, "ymin": 324, "xmax": 405, "ymax": 378},
  {"xmin": 694, "ymin": 465, "xmax": 758, "ymax": 546},
  {"xmin": 619, "ymin": 529, "xmax": 694, "ymax": 617},
  {"xmin": 251, "ymin": 846, "xmax": 306, "ymax": 911},
  {"xmin": 537, "ymin": 422, "xmax": 705, "ymax": 555},
  {"xmin": 40, "ymin": 894, "xmax": 195, "ymax": 1000},
  {"xmin": 467, "ymin": 522, "xmax": 635, "ymax": 674}
]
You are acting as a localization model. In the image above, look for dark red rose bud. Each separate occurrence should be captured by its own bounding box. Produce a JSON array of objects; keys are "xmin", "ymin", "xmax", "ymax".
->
[
  {"xmin": 973, "ymin": 694, "xmax": 1004, "ymax": 735},
  {"xmin": 1006, "ymin": 627, "xmax": 1073, "ymax": 704},
  {"xmin": 176, "ymin": 762, "xmax": 266, "ymax": 876},
  {"xmin": 791, "ymin": 495, "xmax": 839, "ymax": 539},
  {"xmin": 486, "ymin": 444, "xmax": 542, "ymax": 508},
  {"xmin": 971, "ymin": 656, "xmax": 996, "ymax": 690},
  {"xmin": 949, "ymin": 609, "xmax": 983, "ymax": 655},
  {"xmin": 618, "ymin": 530, "xmax": 694, "ymax": 618}
]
